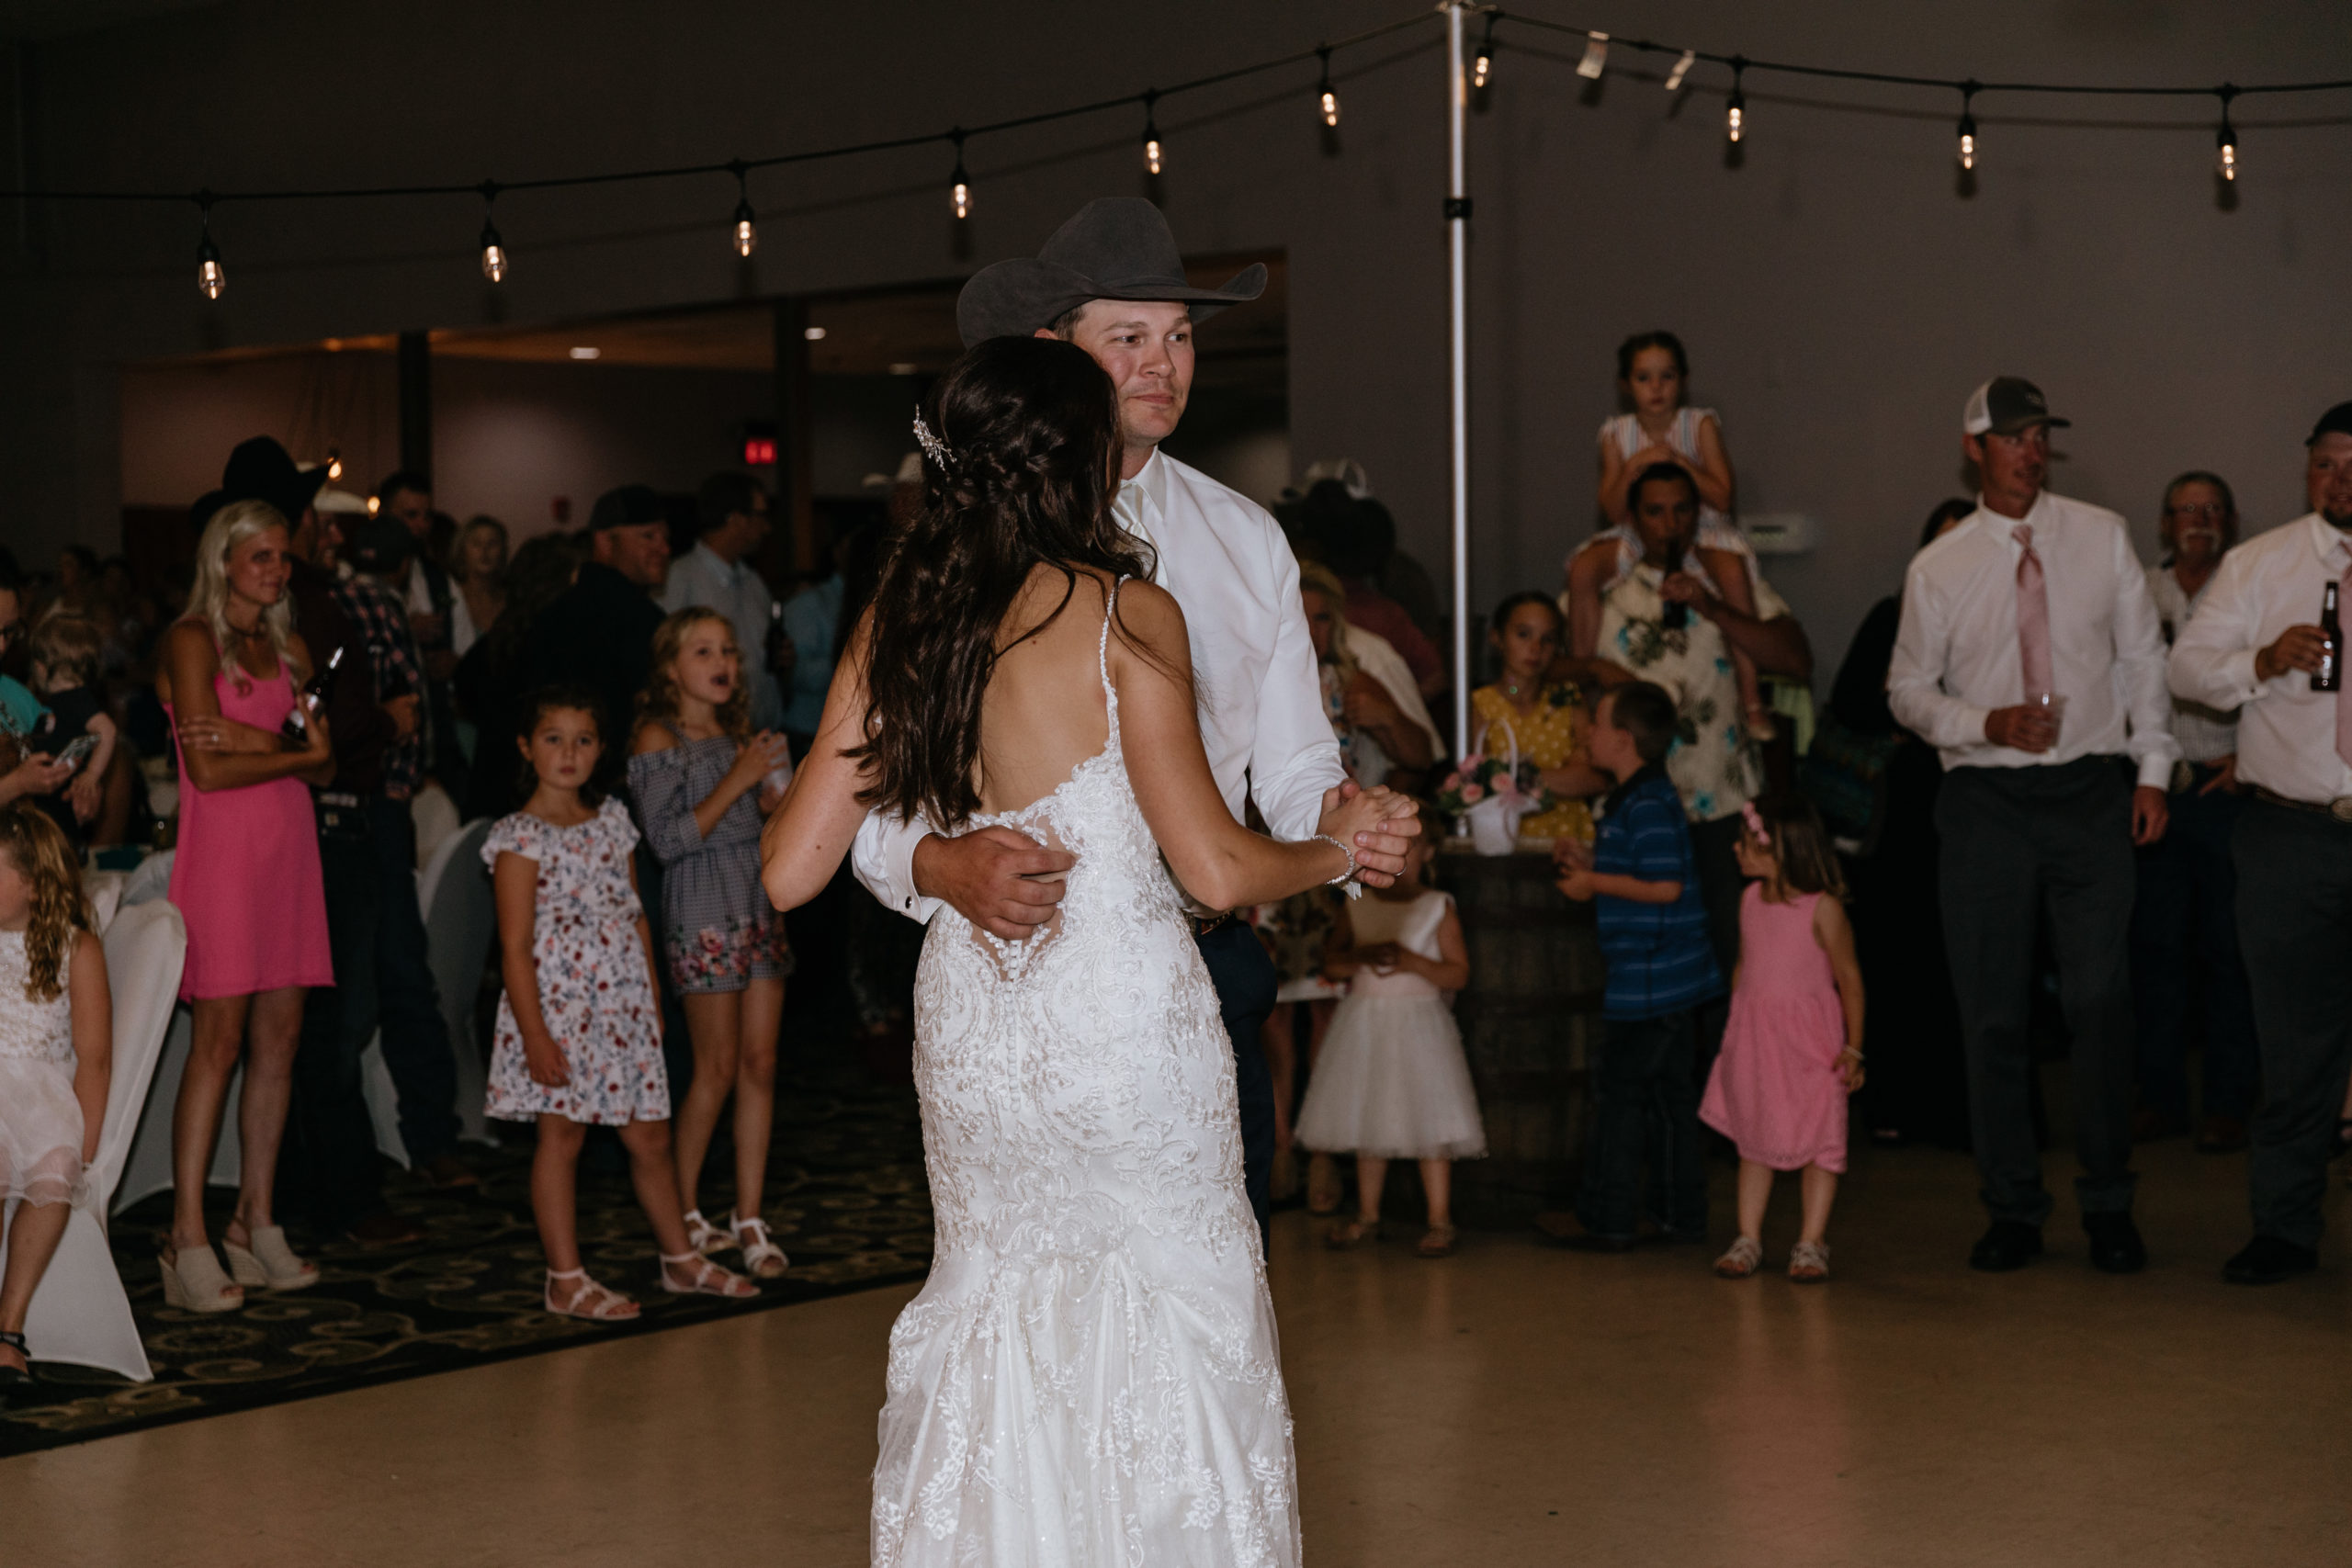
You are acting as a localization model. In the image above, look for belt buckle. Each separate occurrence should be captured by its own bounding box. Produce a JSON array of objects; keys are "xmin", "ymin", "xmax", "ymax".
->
[{"xmin": 2332, "ymin": 797, "xmax": 2352, "ymax": 825}]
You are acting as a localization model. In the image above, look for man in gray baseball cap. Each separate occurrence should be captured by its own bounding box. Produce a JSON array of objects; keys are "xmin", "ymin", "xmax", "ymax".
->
[{"xmin": 1890, "ymin": 375, "xmax": 2178, "ymax": 1276}]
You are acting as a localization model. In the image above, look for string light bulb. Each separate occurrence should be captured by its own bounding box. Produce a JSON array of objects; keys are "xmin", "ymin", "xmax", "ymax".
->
[
  {"xmin": 1317, "ymin": 47, "xmax": 1339, "ymax": 128},
  {"xmin": 325, "ymin": 446, "xmax": 343, "ymax": 482},
  {"xmin": 477, "ymin": 183, "xmax": 507, "ymax": 283},
  {"xmin": 949, "ymin": 130, "xmax": 972, "ymax": 220},
  {"xmin": 1957, "ymin": 82, "xmax": 1979, "ymax": 171},
  {"xmin": 2214, "ymin": 85, "xmax": 2238, "ymax": 181},
  {"xmin": 1726, "ymin": 58, "xmax": 1747, "ymax": 143},
  {"xmin": 1472, "ymin": 17, "xmax": 1496, "ymax": 90},
  {"xmin": 194, "ymin": 197, "xmax": 224, "ymax": 300},
  {"xmin": 1141, "ymin": 91, "xmax": 1163, "ymax": 175},
  {"xmin": 729, "ymin": 162, "xmax": 756, "ymax": 257}
]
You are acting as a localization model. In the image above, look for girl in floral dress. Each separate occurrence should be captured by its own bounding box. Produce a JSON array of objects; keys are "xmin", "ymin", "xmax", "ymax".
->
[
  {"xmin": 486, "ymin": 685, "xmax": 754, "ymax": 1321},
  {"xmin": 628, "ymin": 609, "xmax": 795, "ymax": 1279}
]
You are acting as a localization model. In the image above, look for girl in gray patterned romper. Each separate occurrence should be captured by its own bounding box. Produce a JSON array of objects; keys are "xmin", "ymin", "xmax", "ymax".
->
[{"xmin": 628, "ymin": 608, "xmax": 796, "ymax": 1278}]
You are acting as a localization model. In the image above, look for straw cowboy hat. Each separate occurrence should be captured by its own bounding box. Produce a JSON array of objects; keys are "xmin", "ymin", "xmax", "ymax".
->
[{"xmin": 956, "ymin": 197, "xmax": 1266, "ymax": 346}]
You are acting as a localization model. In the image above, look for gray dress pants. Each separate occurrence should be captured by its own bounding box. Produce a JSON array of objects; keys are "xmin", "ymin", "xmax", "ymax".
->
[{"xmin": 1936, "ymin": 757, "xmax": 2138, "ymax": 1224}]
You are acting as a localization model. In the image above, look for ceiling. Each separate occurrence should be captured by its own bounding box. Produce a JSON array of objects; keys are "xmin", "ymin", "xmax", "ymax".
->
[
  {"xmin": 0, "ymin": 0, "xmax": 219, "ymax": 40},
  {"xmin": 146, "ymin": 253, "xmax": 1287, "ymax": 392}
]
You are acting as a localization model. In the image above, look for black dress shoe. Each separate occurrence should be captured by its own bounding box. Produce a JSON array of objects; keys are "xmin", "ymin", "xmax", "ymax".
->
[
  {"xmin": 2223, "ymin": 1235, "xmax": 2319, "ymax": 1286},
  {"xmin": 2083, "ymin": 1212, "xmax": 2147, "ymax": 1274},
  {"xmin": 1968, "ymin": 1220, "xmax": 2044, "ymax": 1272}
]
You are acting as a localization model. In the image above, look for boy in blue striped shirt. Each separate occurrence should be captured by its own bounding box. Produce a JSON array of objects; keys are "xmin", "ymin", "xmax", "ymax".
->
[{"xmin": 1555, "ymin": 682, "xmax": 1724, "ymax": 1247}]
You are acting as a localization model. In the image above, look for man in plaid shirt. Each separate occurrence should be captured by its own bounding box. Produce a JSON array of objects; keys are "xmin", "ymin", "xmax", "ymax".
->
[{"xmin": 334, "ymin": 516, "xmax": 471, "ymax": 1187}]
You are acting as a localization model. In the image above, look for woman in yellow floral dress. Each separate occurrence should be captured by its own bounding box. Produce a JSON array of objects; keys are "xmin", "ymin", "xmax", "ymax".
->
[{"xmin": 1469, "ymin": 592, "xmax": 1611, "ymax": 843}]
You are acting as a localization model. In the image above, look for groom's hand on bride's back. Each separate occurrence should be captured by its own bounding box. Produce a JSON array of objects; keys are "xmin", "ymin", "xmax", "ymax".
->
[
  {"xmin": 1318, "ymin": 780, "xmax": 1422, "ymax": 889},
  {"xmin": 913, "ymin": 827, "xmax": 1075, "ymax": 940}
]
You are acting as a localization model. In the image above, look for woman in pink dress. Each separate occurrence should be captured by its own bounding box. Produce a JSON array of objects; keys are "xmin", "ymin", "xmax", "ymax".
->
[
  {"xmin": 1700, "ymin": 795, "xmax": 1867, "ymax": 1283},
  {"xmin": 156, "ymin": 499, "xmax": 336, "ymax": 1313}
]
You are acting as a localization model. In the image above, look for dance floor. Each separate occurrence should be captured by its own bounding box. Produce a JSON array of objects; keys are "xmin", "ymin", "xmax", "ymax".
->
[{"xmin": 6, "ymin": 1134, "xmax": 2346, "ymax": 1567}]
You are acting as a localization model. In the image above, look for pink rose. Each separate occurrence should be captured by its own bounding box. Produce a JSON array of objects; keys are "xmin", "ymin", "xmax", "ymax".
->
[{"xmin": 1459, "ymin": 782, "xmax": 1486, "ymax": 803}]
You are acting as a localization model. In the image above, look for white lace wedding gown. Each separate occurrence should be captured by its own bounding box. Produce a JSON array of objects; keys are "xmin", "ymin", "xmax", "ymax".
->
[{"xmin": 872, "ymin": 588, "xmax": 1302, "ymax": 1568}]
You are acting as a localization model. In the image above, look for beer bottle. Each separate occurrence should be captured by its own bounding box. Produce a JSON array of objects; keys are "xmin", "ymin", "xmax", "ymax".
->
[
  {"xmin": 2315, "ymin": 581, "xmax": 2342, "ymax": 694},
  {"xmin": 281, "ymin": 645, "xmax": 345, "ymax": 745}
]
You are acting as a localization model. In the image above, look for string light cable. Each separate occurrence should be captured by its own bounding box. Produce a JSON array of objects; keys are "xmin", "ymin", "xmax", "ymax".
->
[{"xmin": 10, "ymin": 3, "xmax": 2348, "ymax": 298}]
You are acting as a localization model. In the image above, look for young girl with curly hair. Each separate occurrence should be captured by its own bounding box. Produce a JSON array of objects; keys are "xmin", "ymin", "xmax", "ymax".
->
[{"xmin": 628, "ymin": 608, "xmax": 796, "ymax": 1278}]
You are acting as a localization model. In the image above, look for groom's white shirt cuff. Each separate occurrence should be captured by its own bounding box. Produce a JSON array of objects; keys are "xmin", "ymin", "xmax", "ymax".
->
[{"xmin": 853, "ymin": 807, "xmax": 942, "ymax": 924}]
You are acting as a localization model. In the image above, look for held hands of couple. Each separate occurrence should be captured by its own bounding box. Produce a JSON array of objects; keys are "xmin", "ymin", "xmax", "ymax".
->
[{"xmin": 1316, "ymin": 779, "xmax": 1419, "ymax": 888}]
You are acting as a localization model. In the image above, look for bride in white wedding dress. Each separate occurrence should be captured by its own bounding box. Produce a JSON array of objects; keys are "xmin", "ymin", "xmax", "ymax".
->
[{"xmin": 761, "ymin": 337, "xmax": 1406, "ymax": 1566}]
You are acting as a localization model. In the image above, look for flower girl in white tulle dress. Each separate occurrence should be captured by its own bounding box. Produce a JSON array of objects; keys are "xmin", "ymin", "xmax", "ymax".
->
[
  {"xmin": 0, "ymin": 805, "xmax": 112, "ymax": 1393},
  {"xmin": 1296, "ymin": 835, "xmax": 1485, "ymax": 1258}
]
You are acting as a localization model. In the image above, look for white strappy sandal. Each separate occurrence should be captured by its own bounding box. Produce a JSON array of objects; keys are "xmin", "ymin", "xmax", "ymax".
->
[
  {"xmin": 729, "ymin": 1213, "xmax": 789, "ymax": 1280},
  {"xmin": 659, "ymin": 1250, "xmax": 759, "ymax": 1298},
  {"xmin": 684, "ymin": 1209, "xmax": 735, "ymax": 1257},
  {"xmin": 545, "ymin": 1268, "xmax": 639, "ymax": 1321}
]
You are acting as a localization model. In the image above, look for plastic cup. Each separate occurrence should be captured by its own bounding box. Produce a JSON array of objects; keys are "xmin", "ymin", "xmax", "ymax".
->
[{"xmin": 2025, "ymin": 690, "xmax": 2067, "ymax": 744}]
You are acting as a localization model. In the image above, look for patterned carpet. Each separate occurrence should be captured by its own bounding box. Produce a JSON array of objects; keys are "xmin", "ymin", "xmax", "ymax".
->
[{"xmin": 0, "ymin": 1071, "xmax": 933, "ymax": 1457}]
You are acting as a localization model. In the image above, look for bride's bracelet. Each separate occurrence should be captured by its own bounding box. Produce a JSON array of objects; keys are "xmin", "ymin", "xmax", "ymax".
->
[{"xmin": 1311, "ymin": 832, "xmax": 1356, "ymax": 887}]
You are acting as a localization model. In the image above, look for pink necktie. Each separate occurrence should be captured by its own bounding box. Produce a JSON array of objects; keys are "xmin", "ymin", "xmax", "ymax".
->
[
  {"xmin": 2014, "ymin": 525, "xmax": 2055, "ymax": 697},
  {"xmin": 2337, "ymin": 558, "xmax": 2352, "ymax": 773}
]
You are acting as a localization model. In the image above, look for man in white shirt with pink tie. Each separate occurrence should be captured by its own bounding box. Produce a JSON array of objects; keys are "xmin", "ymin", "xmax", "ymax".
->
[
  {"xmin": 1890, "ymin": 377, "xmax": 2178, "ymax": 1276},
  {"xmin": 2169, "ymin": 400, "xmax": 2352, "ymax": 1286}
]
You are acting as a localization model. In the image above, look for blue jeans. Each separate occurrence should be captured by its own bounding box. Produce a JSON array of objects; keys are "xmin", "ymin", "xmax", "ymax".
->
[
  {"xmin": 367, "ymin": 793, "xmax": 460, "ymax": 1167},
  {"xmin": 279, "ymin": 814, "xmax": 385, "ymax": 1233},
  {"xmin": 2130, "ymin": 772, "xmax": 2257, "ymax": 1121},
  {"xmin": 1577, "ymin": 1009, "xmax": 1708, "ymax": 1239}
]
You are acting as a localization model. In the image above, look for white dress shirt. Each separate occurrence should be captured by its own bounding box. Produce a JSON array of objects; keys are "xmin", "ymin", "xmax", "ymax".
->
[
  {"xmin": 662, "ymin": 540, "xmax": 785, "ymax": 731},
  {"xmin": 2144, "ymin": 564, "xmax": 2238, "ymax": 765},
  {"xmin": 853, "ymin": 447, "xmax": 1347, "ymax": 920},
  {"xmin": 1888, "ymin": 490, "xmax": 2178, "ymax": 788},
  {"xmin": 2168, "ymin": 513, "xmax": 2352, "ymax": 807}
]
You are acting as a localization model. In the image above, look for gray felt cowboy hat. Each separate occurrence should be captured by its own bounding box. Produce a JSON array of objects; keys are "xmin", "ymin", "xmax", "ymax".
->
[{"xmin": 956, "ymin": 197, "xmax": 1266, "ymax": 346}]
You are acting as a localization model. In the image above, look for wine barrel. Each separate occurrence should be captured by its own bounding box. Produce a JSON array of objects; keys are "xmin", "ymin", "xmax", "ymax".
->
[{"xmin": 1438, "ymin": 841, "xmax": 1601, "ymax": 1226}]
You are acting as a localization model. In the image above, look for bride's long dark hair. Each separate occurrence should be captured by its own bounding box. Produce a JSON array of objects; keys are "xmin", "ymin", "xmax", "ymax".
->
[{"xmin": 854, "ymin": 335, "xmax": 1160, "ymax": 829}]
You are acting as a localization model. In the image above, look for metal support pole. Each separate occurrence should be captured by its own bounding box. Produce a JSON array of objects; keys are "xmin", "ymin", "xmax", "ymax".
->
[{"xmin": 1445, "ymin": 2, "xmax": 1472, "ymax": 760}]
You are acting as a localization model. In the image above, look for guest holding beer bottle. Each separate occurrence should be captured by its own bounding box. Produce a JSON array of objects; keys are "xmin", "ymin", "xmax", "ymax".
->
[{"xmin": 2168, "ymin": 400, "xmax": 2352, "ymax": 1285}]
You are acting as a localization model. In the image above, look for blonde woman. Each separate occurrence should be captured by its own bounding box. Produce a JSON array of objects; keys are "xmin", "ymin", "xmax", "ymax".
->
[
  {"xmin": 156, "ymin": 500, "xmax": 336, "ymax": 1312},
  {"xmin": 445, "ymin": 513, "xmax": 508, "ymax": 658},
  {"xmin": 628, "ymin": 608, "xmax": 795, "ymax": 1277}
]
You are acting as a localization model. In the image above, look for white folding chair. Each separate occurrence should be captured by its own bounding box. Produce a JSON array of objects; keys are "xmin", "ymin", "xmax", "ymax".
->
[
  {"xmin": 359, "ymin": 816, "xmax": 500, "ymax": 1155},
  {"xmin": 113, "ymin": 1010, "xmax": 238, "ymax": 1215},
  {"xmin": 7, "ymin": 899, "xmax": 188, "ymax": 1382}
]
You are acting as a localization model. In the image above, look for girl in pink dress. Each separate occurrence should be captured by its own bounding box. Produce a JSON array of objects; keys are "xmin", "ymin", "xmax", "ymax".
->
[
  {"xmin": 1700, "ymin": 795, "xmax": 1866, "ymax": 1282},
  {"xmin": 156, "ymin": 499, "xmax": 336, "ymax": 1314}
]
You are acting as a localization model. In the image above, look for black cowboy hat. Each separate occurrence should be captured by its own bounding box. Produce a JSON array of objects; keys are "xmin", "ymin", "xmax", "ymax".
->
[
  {"xmin": 956, "ymin": 197, "xmax": 1265, "ymax": 346},
  {"xmin": 217, "ymin": 434, "xmax": 328, "ymax": 531}
]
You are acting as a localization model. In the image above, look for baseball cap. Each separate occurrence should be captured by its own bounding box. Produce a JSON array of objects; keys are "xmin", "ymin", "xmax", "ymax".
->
[
  {"xmin": 587, "ymin": 483, "xmax": 666, "ymax": 532},
  {"xmin": 2304, "ymin": 400, "xmax": 2352, "ymax": 446},
  {"xmin": 1963, "ymin": 377, "xmax": 2071, "ymax": 437}
]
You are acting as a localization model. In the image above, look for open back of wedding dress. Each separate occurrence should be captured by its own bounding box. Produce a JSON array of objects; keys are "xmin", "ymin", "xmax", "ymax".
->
[{"xmin": 873, "ymin": 582, "xmax": 1302, "ymax": 1568}]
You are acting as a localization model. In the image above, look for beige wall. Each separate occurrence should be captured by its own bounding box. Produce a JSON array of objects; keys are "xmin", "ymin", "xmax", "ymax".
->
[{"xmin": 4, "ymin": 1, "xmax": 2348, "ymax": 675}]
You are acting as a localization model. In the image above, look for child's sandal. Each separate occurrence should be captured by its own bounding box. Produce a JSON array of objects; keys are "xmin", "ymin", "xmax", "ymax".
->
[
  {"xmin": 659, "ymin": 1250, "xmax": 758, "ymax": 1299},
  {"xmin": 729, "ymin": 1213, "xmax": 789, "ymax": 1280},
  {"xmin": 1416, "ymin": 1223, "xmax": 1458, "ymax": 1258},
  {"xmin": 1787, "ymin": 1240, "xmax": 1831, "ymax": 1283},
  {"xmin": 684, "ymin": 1209, "xmax": 734, "ymax": 1257},
  {"xmin": 1713, "ymin": 1236, "xmax": 1763, "ymax": 1279},
  {"xmin": 1325, "ymin": 1216, "xmax": 1381, "ymax": 1250},
  {"xmin": 545, "ymin": 1268, "xmax": 638, "ymax": 1322}
]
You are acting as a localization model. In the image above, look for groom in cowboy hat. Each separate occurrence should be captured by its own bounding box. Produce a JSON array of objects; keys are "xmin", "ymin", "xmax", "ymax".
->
[{"xmin": 853, "ymin": 197, "xmax": 1421, "ymax": 1250}]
